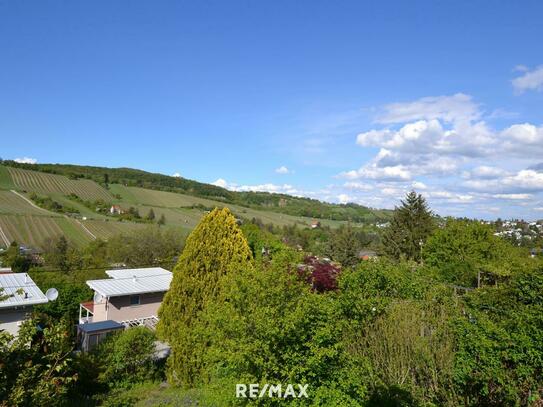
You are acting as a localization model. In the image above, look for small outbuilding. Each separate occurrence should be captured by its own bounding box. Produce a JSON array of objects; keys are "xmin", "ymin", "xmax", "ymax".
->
[{"xmin": 77, "ymin": 320, "xmax": 124, "ymax": 352}]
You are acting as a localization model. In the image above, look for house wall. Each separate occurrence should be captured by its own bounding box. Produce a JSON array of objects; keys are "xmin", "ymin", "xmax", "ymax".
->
[
  {"xmin": 92, "ymin": 299, "xmax": 107, "ymax": 322},
  {"xmin": 93, "ymin": 292, "xmax": 165, "ymax": 323},
  {"xmin": 0, "ymin": 307, "xmax": 32, "ymax": 336}
]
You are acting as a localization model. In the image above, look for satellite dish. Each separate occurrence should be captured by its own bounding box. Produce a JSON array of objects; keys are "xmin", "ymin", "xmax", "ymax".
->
[
  {"xmin": 93, "ymin": 291, "xmax": 103, "ymax": 303},
  {"xmin": 45, "ymin": 288, "xmax": 59, "ymax": 301}
]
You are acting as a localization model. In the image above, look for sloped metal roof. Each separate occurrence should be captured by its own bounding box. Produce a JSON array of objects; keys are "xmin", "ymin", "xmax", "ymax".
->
[
  {"xmin": 0, "ymin": 273, "xmax": 49, "ymax": 308},
  {"xmin": 87, "ymin": 268, "xmax": 172, "ymax": 297},
  {"xmin": 78, "ymin": 320, "xmax": 124, "ymax": 333},
  {"xmin": 105, "ymin": 267, "xmax": 171, "ymax": 279}
]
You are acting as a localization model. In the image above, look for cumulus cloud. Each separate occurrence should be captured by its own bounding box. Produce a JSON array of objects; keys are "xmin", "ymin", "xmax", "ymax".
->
[
  {"xmin": 275, "ymin": 166, "xmax": 290, "ymax": 174},
  {"xmin": 14, "ymin": 157, "xmax": 37, "ymax": 164},
  {"xmin": 501, "ymin": 123, "xmax": 543, "ymax": 155},
  {"xmin": 212, "ymin": 178, "xmax": 228, "ymax": 188},
  {"xmin": 512, "ymin": 66, "xmax": 543, "ymax": 93},
  {"xmin": 336, "ymin": 92, "xmax": 543, "ymax": 218},
  {"xmin": 464, "ymin": 170, "xmax": 543, "ymax": 193},
  {"xmin": 212, "ymin": 178, "xmax": 300, "ymax": 195},
  {"xmin": 337, "ymin": 194, "xmax": 350, "ymax": 204},
  {"xmin": 172, "ymin": 172, "xmax": 182, "ymax": 178}
]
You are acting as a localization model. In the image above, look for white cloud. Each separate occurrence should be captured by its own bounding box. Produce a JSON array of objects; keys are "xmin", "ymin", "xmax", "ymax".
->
[
  {"xmin": 512, "ymin": 66, "xmax": 543, "ymax": 93},
  {"xmin": 275, "ymin": 166, "xmax": 290, "ymax": 174},
  {"xmin": 493, "ymin": 193, "xmax": 533, "ymax": 200},
  {"xmin": 463, "ymin": 166, "xmax": 508, "ymax": 179},
  {"xmin": 14, "ymin": 157, "xmax": 37, "ymax": 164},
  {"xmin": 341, "ymin": 164, "xmax": 412, "ymax": 181},
  {"xmin": 212, "ymin": 178, "xmax": 228, "ymax": 188},
  {"xmin": 172, "ymin": 172, "xmax": 181, "ymax": 178},
  {"xmin": 464, "ymin": 170, "xmax": 543, "ymax": 193},
  {"xmin": 376, "ymin": 93, "xmax": 480, "ymax": 124},
  {"xmin": 337, "ymin": 194, "xmax": 350, "ymax": 204},
  {"xmin": 411, "ymin": 181, "xmax": 427, "ymax": 190},
  {"xmin": 343, "ymin": 181, "xmax": 374, "ymax": 191},
  {"xmin": 212, "ymin": 178, "xmax": 300, "ymax": 195},
  {"xmin": 501, "ymin": 124, "xmax": 543, "ymax": 155}
]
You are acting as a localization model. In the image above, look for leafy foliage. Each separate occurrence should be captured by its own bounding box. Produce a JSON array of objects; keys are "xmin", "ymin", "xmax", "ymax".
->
[
  {"xmin": 423, "ymin": 219, "xmax": 526, "ymax": 287},
  {"xmin": 196, "ymin": 248, "xmax": 368, "ymax": 405},
  {"xmin": 452, "ymin": 267, "xmax": 543, "ymax": 406},
  {"xmin": 0, "ymin": 318, "xmax": 77, "ymax": 406}
]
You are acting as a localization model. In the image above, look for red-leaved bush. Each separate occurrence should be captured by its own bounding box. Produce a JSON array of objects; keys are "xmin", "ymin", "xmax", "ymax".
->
[{"xmin": 298, "ymin": 256, "xmax": 341, "ymax": 293}]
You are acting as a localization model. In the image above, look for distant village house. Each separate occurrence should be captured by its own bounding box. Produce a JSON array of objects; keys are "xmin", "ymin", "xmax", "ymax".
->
[{"xmin": 109, "ymin": 205, "xmax": 125, "ymax": 215}]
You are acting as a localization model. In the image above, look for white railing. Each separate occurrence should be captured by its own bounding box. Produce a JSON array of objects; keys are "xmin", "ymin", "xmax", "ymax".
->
[{"xmin": 121, "ymin": 315, "xmax": 159, "ymax": 330}]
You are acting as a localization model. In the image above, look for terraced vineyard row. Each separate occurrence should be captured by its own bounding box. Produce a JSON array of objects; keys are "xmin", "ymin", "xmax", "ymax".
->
[
  {"xmin": 7, "ymin": 166, "xmax": 113, "ymax": 201},
  {"xmin": 81, "ymin": 219, "xmax": 148, "ymax": 239},
  {"xmin": 0, "ymin": 214, "xmax": 93, "ymax": 248},
  {"xmin": 0, "ymin": 190, "xmax": 54, "ymax": 216}
]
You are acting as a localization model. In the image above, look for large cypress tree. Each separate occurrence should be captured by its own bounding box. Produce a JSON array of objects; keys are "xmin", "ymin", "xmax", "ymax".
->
[
  {"xmin": 157, "ymin": 207, "xmax": 253, "ymax": 385},
  {"xmin": 381, "ymin": 191, "xmax": 435, "ymax": 262}
]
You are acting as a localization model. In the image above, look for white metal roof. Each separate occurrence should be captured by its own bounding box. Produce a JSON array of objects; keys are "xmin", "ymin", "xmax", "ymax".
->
[
  {"xmin": 105, "ymin": 267, "xmax": 171, "ymax": 279},
  {"xmin": 0, "ymin": 273, "xmax": 49, "ymax": 309},
  {"xmin": 88, "ymin": 267, "xmax": 172, "ymax": 297}
]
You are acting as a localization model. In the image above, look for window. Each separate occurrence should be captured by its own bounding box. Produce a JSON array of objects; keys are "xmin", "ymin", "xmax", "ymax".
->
[{"xmin": 130, "ymin": 295, "xmax": 140, "ymax": 306}]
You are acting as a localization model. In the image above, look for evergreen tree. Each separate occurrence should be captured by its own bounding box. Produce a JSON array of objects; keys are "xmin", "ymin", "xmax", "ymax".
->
[
  {"xmin": 157, "ymin": 207, "xmax": 253, "ymax": 385},
  {"xmin": 157, "ymin": 214, "xmax": 166, "ymax": 226},
  {"xmin": 146, "ymin": 208, "xmax": 155, "ymax": 221},
  {"xmin": 381, "ymin": 191, "xmax": 435, "ymax": 262},
  {"xmin": 325, "ymin": 223, "xmax": 367, "ymax": 268}
]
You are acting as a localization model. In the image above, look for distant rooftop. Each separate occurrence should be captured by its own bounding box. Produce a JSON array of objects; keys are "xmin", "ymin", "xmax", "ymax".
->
[
  {"xmin": 0, "ymin": 272, "xmax": 48, "ymax": 309},
  {"xmin": 87, "ymin": 267, "xmax": 172, "ymax": 298},
  {"xmin": 78, "ymin": 319, "xmax": 124, "ymax": 333},
  {"xmin": 105, "ymin": 267, "xmax": 171, "ymax": 279}
]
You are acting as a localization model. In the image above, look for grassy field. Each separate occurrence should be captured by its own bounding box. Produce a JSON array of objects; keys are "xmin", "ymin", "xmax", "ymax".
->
[{"xmin": 7, "ymin": 166, "xmax": 113, "ymax": 201}]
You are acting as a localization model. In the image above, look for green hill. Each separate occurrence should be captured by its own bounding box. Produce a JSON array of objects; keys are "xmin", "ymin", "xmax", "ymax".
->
[
  {"xmin": 1, "ymin": 160, "xmax": 390, "ymax": 222},
  {"xmin": 0, "ymin": 161, "xmax": 391, "ymax": 249}
]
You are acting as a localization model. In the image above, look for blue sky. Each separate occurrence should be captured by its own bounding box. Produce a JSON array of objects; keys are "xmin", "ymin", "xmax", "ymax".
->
[{"xmin": 1, "ymin": 1, "xmax": 543, "ymax": 219}]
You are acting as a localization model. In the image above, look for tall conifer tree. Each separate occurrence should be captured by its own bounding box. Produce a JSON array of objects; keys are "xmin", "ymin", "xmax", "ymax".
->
[
  {"xmin": 157, "ymin": 207, "xmax": 253, "ymax": 385},
  {"xmin": 381, "ymin": 191, "xmax": 435, "ymax": 262}
]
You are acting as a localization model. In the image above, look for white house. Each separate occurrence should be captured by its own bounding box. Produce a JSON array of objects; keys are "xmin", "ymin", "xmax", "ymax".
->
[
  {"xmin": 0, "ymin": 272, "xmax": 49, "ymax": 336},
  {"xmin": 79, "ymin": 267, "xmax": 172, "ymax": 330}
]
